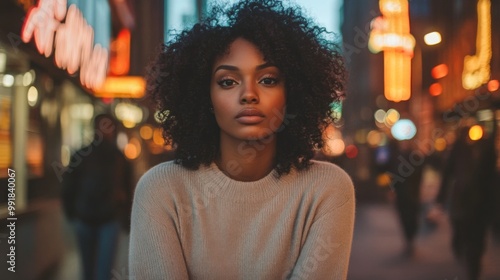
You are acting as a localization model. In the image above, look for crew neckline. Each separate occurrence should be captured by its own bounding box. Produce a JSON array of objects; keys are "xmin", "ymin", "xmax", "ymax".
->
[{"xmin": 198, "ymin": 162, "xmax": 293, "ymax": 202}]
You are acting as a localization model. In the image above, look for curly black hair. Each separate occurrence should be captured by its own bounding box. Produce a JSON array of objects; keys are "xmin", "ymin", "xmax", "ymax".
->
[{"xmin": 147, "ymin": 0, "xmax": 346, "ymax": 175}]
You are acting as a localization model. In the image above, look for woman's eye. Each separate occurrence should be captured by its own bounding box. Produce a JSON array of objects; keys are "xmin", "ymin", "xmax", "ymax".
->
[
  {"xmin": 260, "ymin": 77, "xmax": 278, "ymax": 86},
  {"xmin": 217, "ymin": 79, "xmax": 238, "ymax": 88}
]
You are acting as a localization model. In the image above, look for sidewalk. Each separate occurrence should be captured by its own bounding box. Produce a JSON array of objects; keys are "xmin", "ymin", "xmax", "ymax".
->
[{"xmin": 348, "ymin": 203, "xmax": 500, "ymax": 280}]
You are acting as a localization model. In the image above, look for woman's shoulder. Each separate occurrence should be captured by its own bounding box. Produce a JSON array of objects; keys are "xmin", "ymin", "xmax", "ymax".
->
[
  {"xmin": 301, "ymin": 160, "xmax": 355, "ymax": 204},
  {"xmin": 134, "ymin": 160, "xmax": 190, "ymax": 197},
  {"xmin": 307, "ymin": 160, "xmax": 353, "ymax": 185},
  {"xmin": 139, "ymin": 160, "xmax": 185, "ymax": 181}
]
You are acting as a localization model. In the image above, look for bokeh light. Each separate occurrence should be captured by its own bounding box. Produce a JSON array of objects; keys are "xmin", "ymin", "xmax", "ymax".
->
[
  {"xmin": 374, "ymin": 109, "xmax": 386, "ymax": 123},
  {"xmin": 488, "ymin": 80, "xmax": 499, "ymax": 92},
  {"xmin": 391, "ymin": 119, "xmax": 417, "ymax": 140},
  {"xmin": 140, "ymin": 125, "xmax": 153, "ymax": 140},
  {"xmin": 27, "ymin": 86, "xmax": 39, "ymax": 106},
  {"xmin": 153, "ymin": 128, "xmax": 164, "ymax": 146},
  {"xmin": 431, "ymin": 64, "xmax": 448, "ymax": 79},
  {"xmin": 345, "ymin": 145, "xmax": 358, "ymax": 159},
  {"xmin": 384, "ymin": 109, "xmax": 400, "ymax": 127},
  {"xmin": 424, "ymin": 31, "xmax": 442, "ymax": 45},
  {"xmin": 124, "ymin": 138, "xmax": 141, "ymax": 159},
  {"xmin": 468, "ymin": 125, "xmax": 483, "ymax": 141},
  {"xmin": 434, "ymin": 138, "xmax": 447, "ymax": 152},
  {"xmin": 367, "ymin": 130, "xmax": 383, "ymax": 147},
  {"xmin": 323, "ymin": 138, "xmax": 345, "ymax": 156},
  {"xmin": 377, "ymin": 173, "xmax": 391, "ymax": 187},
  {"xmin": 429, "ymin": 83, "xmax": 443, "ymax": 96}
]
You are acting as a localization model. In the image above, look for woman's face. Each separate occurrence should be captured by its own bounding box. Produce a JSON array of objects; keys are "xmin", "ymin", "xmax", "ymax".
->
[{"xmin": 210, "ymin": 38, "xmax": 286, "ymax": 142}]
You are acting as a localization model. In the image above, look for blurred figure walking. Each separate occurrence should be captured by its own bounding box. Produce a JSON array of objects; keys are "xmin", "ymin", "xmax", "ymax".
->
[
  {"xmin": 62, "ymin": 114, "xmax": 133, "ymax": 280},
  {"xmin": 436, "ymin": 122, "xmax": 497, "ymax": 280},
  {"xmin": 386, "ymin": 139, "xmax": 425, "ymax": 257}
]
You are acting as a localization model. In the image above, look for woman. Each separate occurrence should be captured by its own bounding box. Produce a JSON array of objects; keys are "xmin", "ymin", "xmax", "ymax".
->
[{"xmin": 129, "ymin": 0, "xmax": 355, "ymax": 279}]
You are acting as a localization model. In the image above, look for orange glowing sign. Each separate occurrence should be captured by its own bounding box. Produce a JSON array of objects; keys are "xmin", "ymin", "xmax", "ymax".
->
[
  {"xmin": 369, "ymin": 0, "xmax": 415, "ymax": 102},
  {"xmin": 109, "ymin": 29, "xmax": 131, "ymax": 76},
  {"xmin": 462, "ymin": 0, "xmax": 491, "ymax": 90},
  {"xmin": 21, "ymin": 0, "xmax": 108, "ymax": 90}
]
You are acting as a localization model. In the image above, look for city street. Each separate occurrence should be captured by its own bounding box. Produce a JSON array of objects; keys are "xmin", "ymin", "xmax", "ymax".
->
[{"xmin": 348, "ymin": 203, "xmax": 500, "ymax": 280}]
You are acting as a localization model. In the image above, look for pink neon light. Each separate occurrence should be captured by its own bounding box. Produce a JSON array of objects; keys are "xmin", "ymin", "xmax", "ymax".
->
[{"xmin": 21, "ymin": 0, "xmax": 108, "ymax": 90}]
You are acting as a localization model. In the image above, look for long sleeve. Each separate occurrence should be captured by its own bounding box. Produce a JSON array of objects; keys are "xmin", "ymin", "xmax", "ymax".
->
[
  {"xmin": 128, "ymin": 175, "xmax": 189, "ymax": 279},
  {"xmin": 289, "ymin": 187, "xmax": 355, "ymax": 280}
]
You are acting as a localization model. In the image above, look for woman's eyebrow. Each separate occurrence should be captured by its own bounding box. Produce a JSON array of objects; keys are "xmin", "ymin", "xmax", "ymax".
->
[
  {"xmin": 256, "ymin": 62, "xmax": 274, "ymax": 70},
  {"xmin": 213, "ymin": 63, "xmax": 276, "ymax": 74},
  {"xmin": 213, "ymin": 65, "xmax": 239, "ymax": 73}
]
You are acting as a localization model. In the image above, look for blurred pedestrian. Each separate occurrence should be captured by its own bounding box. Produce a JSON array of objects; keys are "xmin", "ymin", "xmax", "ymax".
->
[
  {"xmin": 62, "ymin": 114, "xmax": 133, "ymax": 280},
  {"xmin": 436, "ymin": 122, "xmax": 497, "ymax": 280},
  {"xmin": 128, "ymin": 0, "xmax": 355, "ymax": 279},
  {"xmin": 387, "ymin": 138, "xmax": 425, "ymax": 257}
]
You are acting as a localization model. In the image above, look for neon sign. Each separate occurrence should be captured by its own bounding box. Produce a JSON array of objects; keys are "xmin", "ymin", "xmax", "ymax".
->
[
  {"xmin": 21, "ymin": 0, "xmax": 108, "ymax": 90},
  {"xmin": 369, "ymin": 0, "xmax": 415, "ymax": 102},
  {"xmin": 462, "ymin": 0, "xmax": 491, "ymax": 90}
]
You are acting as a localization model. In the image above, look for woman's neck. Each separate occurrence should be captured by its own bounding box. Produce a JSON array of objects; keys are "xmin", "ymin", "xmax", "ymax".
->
[{"xmin": 216, "ymin": 134, "xmax": 277, "ymax": 182}]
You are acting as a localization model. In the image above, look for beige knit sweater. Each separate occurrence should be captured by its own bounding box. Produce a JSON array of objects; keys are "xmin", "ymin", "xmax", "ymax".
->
[{"xmin": 129, "ymin": 160, "xmax": 355, "ymax": 279}]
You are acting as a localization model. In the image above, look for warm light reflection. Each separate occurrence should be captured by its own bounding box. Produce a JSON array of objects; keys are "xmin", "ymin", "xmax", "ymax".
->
[
  {"xmin": 462, "ymin": 0, "xmax": 491, "ymax": 90},
  {"xmin": 322, "ymin": 124, "xmax": 344, "ymax": 156},
  {"xmin": 424, "ymin": 32, "xmax": 442, "ymax": 46},
  {"xmin": 367, "ymin": 130, "xmax": 383, "ymax": 147},
  {"xmin": 324, "ymin": 139, "xmax": 345, "ymax": 156},
  {"xmin": 27, "ymin": 86, "xmax": 38, "ymax": 106},
  {"xmin": 434, "ymin": 138, "xmax": 447, "ymax": 152},
  {"xmin": 377, "ymin": 173, "xmax": 391, "ymax": 187},
  {"xmin": 115, "ymin": 102, "xmax": 143, "ymax": 128},
  {"xmin": 124, "ymin": 138, "xmax": 141, "ymax": 159},
  {"xmin": 140, "ymin": 125, "xmax": 154, "ymax": 140},
  {"xmin": 429, "ymin": 83, "xmax": 443, "ymax": 96},
  {"xmin": 153, "ymin": 128, "xmax": 164, "ymax": 146},
  {"xmin": 468, "ymin": 125, "xmax": 483, "ymax": 141},
  {"xmin": 384, "ymin": 109, "xmax": 400, "ymax": 127},
  {"xmin": 345, "ymin": 145, "xmax": 358, "ymax": 159},
  {"xmin": 431, "ymin": 64, "xmax": 448, "ymax": 79},
  {"xmin": 0, "ymin": 95, "xmax": 11, "ymax": 169},
  {"xmin": 488, "ymin": 80, "xmax": 499, "ymax": 92},
  {"xmin": 26, "ymin": 133, "xmax": 44, "ymax": 176}
]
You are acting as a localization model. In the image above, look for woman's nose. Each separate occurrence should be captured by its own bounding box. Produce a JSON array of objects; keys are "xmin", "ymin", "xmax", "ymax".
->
[{"xmin": 239, "ymin": 82, "xmax": 259, "ymax": 104}]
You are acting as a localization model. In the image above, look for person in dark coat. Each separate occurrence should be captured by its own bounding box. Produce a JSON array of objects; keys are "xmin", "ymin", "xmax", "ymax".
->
[
  {"xmin": 436, "ymin": 123, "xmax": 497, "ymax": 280},
  {"xmin": 386, "ymin": 138, "xmax": 425, "ymax": 257},
  {"xmin": 62, "ymin": 114, "xmax": 133, "ymax": 280}
]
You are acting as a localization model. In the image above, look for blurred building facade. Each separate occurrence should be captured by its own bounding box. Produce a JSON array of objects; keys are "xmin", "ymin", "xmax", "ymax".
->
[{"xmin": 341, "ymin": 0, "xmax": 500, "ymax": 199}]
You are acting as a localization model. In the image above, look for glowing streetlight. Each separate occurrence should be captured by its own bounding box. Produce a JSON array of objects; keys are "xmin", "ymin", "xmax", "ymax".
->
[{"xmin": 424, "ymin": 31, "xmax": 442, "ymax": 46}]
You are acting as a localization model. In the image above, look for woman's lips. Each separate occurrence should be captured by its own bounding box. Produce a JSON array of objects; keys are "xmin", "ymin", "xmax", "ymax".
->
[{"xmin": 235, "ymin": 108, "xmax": 265, "ymax": 124}]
